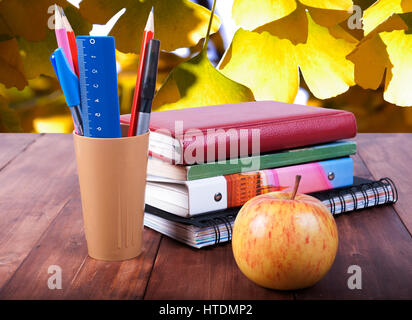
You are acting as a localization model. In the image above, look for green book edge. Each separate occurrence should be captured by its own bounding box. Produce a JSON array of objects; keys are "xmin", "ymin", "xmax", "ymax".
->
[{"xmin": 186, "ymin": 140, "xmax": 357, "ymax": 180}]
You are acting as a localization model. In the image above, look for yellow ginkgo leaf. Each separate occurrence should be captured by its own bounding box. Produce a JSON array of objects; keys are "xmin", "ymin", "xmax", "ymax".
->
[
  {"xmin": 17, "ymin": 30, "xmax": 56, "ymax": 80},
  {"xmin": 0, "ymin": 94, "xmax": 22, "ymax": 132},
  {"xmin": 402, "ymin": 0, "xmax": 412, "ymax": 11},
  {"xmin": 253, "ymin": 4, "xmax": 308, "ymax": 44},
  {"xmin": 306, "ymin": 7, "xmax": 352, "ymax": 27},
  {"xmin": 294, "ymin": 13, "xmax": 357, "ymax": 99},
  {"xmin": 0, "ymin": 38, "xmax": 27, "ymax": 90},
  {"xmin": 349, "ymin": 28, "xmax": 412, "ymax": 106},
  {"xmin": 0, "ymin": 4, "xmax": 91, "ymax": 90},
  {"xmin": 328, "ymin": 23, "xmax": 360, "ymax": 43},
  {"xmin": 232, "ymin": 0, "xmax": 297, "ymax": 31},
  {"xmin": 0, "ymin": 0, "xmax": 66, "ymax": 41},
  {"xmin": 380, "ymin": 30, "xmax": 412, "ymax": 106},
  {"xmin": 17, "ymin": 6, "xmax": 92, "ymax": 80},
  {"xmin": 346, "ymin": 34, "xmax": 391, "ymax": 90},
  {"xmin": 299, "ymin": 0, "xmax": 353, "ymax": 10},
  {"xmin": 152, "ymin": 0, "xmax": 254, "ymax": 111},
  {"xmin": 79, "ymin": 0, "xmax": 220, "ymax": 53},
  {"xmin": 347, "ymin": 1, "xmax": 412, "ymax": 106},
  {"xmin": 362, "ymin": 0, "xmax": 408, "ymax": 35},
  {"xmin": 232, "ymin": 0, "xmax": 353, "ymax": 32},
  {"xmin": 219, "ymin": 29, "xmax": 299, "ymax": 102},
  {"xmin": 219, "ymin": 13, "xmax": 357, "ymax": 102},
  {"xmin": 152, "ymin": 50, "xmax": 255, "ymax": 111}
]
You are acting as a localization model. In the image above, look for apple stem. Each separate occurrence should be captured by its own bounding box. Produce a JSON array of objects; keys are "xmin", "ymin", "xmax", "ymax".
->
[{"xmin": 291, "ymin": 175, "xmax": 302, "ymax": 200}]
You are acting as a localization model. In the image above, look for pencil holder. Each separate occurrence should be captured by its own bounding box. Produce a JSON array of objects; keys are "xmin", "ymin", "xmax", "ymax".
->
[{"xmin": 73, "ymin": 129, "xmax": 149, "ymax": 261}]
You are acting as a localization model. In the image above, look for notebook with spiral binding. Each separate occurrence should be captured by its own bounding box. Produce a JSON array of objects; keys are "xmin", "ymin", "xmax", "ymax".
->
[{"xmin": 144, "ymin": 177, "xmax": 398, "ymax": 248}]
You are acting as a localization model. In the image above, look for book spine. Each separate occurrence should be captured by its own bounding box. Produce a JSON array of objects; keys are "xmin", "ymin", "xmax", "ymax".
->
[
  {"xmin": 179, "ymin": 113, "xmax": 357, "ymax": 164},
  {"xmin": 187, "ymin": 157, "xmax": 353, "ymax": 214},
  {"xmin": 224, "ymin": 157, "xmax": 353, "ymax": 208},
  {"xmin": 186, "ymin": 141, "xmax": 357, "ymax": 180}
]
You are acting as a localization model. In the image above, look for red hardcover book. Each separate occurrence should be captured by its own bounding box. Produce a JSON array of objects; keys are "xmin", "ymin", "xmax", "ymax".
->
[{"xmin": 120, "ymin": 101, "xmax": 357, "ymax": 165}]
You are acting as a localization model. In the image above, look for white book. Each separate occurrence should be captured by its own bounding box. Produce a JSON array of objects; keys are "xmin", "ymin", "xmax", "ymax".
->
[{"xmin": 145, "ymin": 157, "xmax": 354, "ymax": 217}]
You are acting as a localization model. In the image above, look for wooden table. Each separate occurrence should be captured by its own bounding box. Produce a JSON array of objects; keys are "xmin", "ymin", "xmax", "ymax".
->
[{"xmin": 0, "ymin": 133, "xmax": 411, "ymax": 300}]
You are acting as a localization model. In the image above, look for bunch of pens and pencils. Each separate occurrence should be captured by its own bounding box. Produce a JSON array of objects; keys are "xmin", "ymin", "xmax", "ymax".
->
[
  {"xmin": 128, "ymin": 8, "xmax": 160, "ymax": 137},
  {"xmin": 51, "ymin": 5, "xmax": 160, "ymax": 139}
]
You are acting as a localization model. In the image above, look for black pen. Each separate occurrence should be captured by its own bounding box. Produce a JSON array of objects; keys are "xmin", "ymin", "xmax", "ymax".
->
[{"xmin": 136, "ymin": 39, "xmax": 160, "ymax": 136}]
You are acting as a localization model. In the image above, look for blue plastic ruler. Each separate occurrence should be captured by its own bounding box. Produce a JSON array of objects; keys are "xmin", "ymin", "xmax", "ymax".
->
[{"xmin": 76, "ymin": 36, "xmax": 121, "ymax": 138}]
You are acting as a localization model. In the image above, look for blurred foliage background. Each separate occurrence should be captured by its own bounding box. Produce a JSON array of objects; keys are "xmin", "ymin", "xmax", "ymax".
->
[{"xmin": 0, "ymin": 0, "xmax": 412, "ymax": 133}]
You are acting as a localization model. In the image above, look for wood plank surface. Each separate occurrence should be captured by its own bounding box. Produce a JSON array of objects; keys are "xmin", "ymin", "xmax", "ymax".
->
[
  {"xmin": 0, "ymin": 134, "xmax": 40, "ymax": 170},
  {"xmin": 356, "ymin": 134, "xmax": 412, "ymax": 235},
  {"xmin": 294, "ymin": 153, "xmax": 412, "ymax": 299},
  {"xmin": 144, "ymin": 238, "xmax": 292, "ymax": 300},
  {"xmin": 0, "ymin": 189, "xmax": 161, "ymax": 299},
  {"xmin": 65, "ymin": 228, "xmax": 161, "ymax": 300},
  {"xmin": 145, "ymin": 151, "xmax": 412, "ymax": 300},
  {"xmin": 0, "ymin": 133, "xmax": 411, "ymax": 300},
  {"xmin": 0, "ymin": 196, "xmax": 87, "ymax": 299},
  {"xmin": 0, "ymin": 133, "xmax": 162, "ymax": 299},
  {"xmin": 0, "ymin": 134, "xmax": 77, "ymax": 291}
]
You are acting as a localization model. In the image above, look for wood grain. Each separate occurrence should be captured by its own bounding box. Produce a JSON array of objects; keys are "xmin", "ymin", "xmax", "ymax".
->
[
  {"xmin": 0, "ymin": 133, "xmax": 161, "ymax": 300},
  {"xmin": 0, "ymin": 134, "xmax": 77, "ymax": 291},
  {"xmin": 0, "ymin": 196, "xmax": 87, "ymax": 299},
  {"xmin": 0, "ymin": 134, "xmax": 40, "ymax": 170},
  {"xmin": 0, "ymin": 133, "xmax": 411, "ymax": 300},
  {"xmin": 144, "ymin": 238, "xmax": 292, "ymax": 300},
  {"xmin": 356, "ymin": 134, "xmax": 412, "ymax": 235},
  {"xmin": 64, "ymin": 227, "xmax": 161, "ymax": 300},
  {"xmin": 295, "ymin": 154, "xmax": 412, "ymax": 299}
]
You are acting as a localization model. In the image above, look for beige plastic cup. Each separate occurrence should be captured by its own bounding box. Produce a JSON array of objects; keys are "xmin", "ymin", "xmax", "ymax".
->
[{"xmin": 73, "ymin": 126, "xmax": 149, "ymax": 261}]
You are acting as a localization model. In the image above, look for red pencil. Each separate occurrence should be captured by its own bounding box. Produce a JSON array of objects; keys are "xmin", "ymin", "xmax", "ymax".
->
[
  {"xmin": 61, "ymin": 8, "xmax": 79, "ymax": 76},
  {"xmin": 128, "ymin": 7, "xmax": 154, "ymax": 137}
]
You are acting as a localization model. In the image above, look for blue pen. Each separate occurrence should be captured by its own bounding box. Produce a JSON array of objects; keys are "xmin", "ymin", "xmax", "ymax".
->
[{"xmin": 50, "ymin": 48, "xmax": 84, "ymax": 136}]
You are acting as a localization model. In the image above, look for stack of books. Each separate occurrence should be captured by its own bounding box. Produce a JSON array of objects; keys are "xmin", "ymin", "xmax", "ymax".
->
[{"xmin": 121, "ymin": 101, "xmax": 398, "ymax": 248}]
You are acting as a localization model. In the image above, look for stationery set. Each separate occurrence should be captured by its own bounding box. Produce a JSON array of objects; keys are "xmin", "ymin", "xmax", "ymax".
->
[
  {"xmin": 51, "ymin": 5, "xmax": 398, "ymax": 253},
  {"xmin": 121, "ymin": 101, "xmax": 398, "ymax": 249},
  {"xmin": 51, "ymin": 5, "xmax": 159, "ymax": 261},
  {"xmin": 51, "ymin": 5, "xmax": 159, "ymax": 138}
]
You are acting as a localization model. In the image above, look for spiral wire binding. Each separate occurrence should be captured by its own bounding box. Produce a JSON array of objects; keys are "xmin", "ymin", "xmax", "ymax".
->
[
  {"xmin": 346, "ymin": 187, "xmax": 357, "ymax": 212},
  {"xmin": 380, "ymin": 177, "xmax": 398, "ymax": 203},
  {"xmin": 145, "ymin": 178, "xmax": 397, "ymax": 247},
  {"xmin": 375, "ymin": 180, "xmax": 389, "ymax": 204},
  {"xmin": 337, "ymin": 191, "xmax": 346, "ymax": 214},
  {"xmin": 214, "ymin": 217, "xmax": 230, "ymax": 244},
  {"xmin": 208, "ymin": 215, "xmax": 236, "ymax": 245},
  {"xmin": 223, "ymin": 216, "xmax": 233, "ymax": 241},
  {"xmin": 349, "ymin": 186, "xmax": 359, "ymax": 211},
  {"xmin": 328, "ymin": 194, "xmax": 336, "ymax": 215},
  {"xmin": 360, "ymin": 184, "xmax": 370, "ymax": 209},
  {"xmin": 209, "ymin": 177, "xmax": 398, "ymax": 243},
  {"xmin": 208, "ymin": 219, "xmax": 220, "ymax": 245},
  {"xmin": 324, "ymin": 177, "xmax": 397, "ymax": 217}
]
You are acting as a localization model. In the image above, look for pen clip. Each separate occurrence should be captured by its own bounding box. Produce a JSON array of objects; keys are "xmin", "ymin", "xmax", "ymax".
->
[
  {"xmin": 50, "ymin": 48, "xmax": 80, "ymax": 107},
  {"xmin": 50, "ymin": 53, "xmax": 61, "ymax": 83}
]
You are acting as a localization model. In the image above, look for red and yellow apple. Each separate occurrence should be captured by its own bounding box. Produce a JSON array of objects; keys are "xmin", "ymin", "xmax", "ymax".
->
[{"xmin": 232, "ymin": 191, "xmax": 338, "ymax": 290}]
